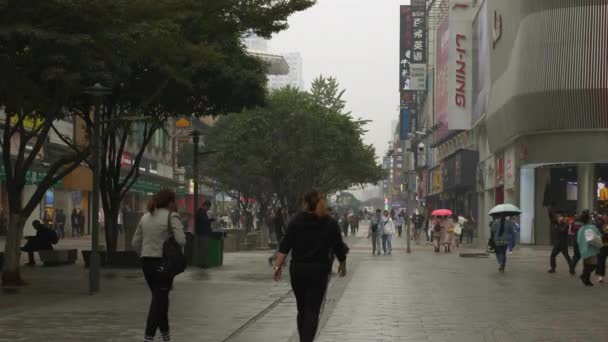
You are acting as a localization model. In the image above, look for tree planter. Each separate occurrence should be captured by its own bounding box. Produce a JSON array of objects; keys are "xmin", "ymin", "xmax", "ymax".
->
[
  {"xmin": 82, "ymin": 250, "xmax": 140, "ymax": 268},
  {"xmin": 82, "ymin": 250, "xmax": 108, "ymax": 268},
  {"xmin": 105, "ymin": 251, "xmax": 141, "ymax": 268}
]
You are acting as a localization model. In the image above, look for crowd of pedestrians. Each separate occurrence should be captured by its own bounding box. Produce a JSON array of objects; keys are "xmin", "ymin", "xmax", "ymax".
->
[{"xmin": 545, "ymin": 209, "xmax": 607, "ymax": 286}]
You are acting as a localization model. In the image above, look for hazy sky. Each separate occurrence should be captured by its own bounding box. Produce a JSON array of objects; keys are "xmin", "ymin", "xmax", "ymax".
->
[{"xmin": 270, "ymin": 0, "xmax": 411, "ymax": 160}]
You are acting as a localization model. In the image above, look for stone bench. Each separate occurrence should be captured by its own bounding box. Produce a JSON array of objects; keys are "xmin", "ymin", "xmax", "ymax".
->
[{"xmin": 39, "ymin": 249, "xmax": 78, "ymax": 266}]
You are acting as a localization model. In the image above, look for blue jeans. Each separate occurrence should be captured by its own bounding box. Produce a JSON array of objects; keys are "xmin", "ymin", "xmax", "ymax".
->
[
  {"xmin": 495, "ymin": 245, "xmax": 508, "ymax": 269},
  {"xmin": 372, "ymin": 233, "xmax": 382, "ymax": 254},
  {"xmin": 508, "ymin": 233, "xmax": 517, "ymax": 252},
  {"xmin": 382, "ymin": 234, "xmax": 392, "ymax": 254}
]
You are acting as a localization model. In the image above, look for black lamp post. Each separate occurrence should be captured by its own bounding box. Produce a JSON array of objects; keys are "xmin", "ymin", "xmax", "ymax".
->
[{"xmin": 84, "ymin": 83, "xmax": 111, "ymax": 294}]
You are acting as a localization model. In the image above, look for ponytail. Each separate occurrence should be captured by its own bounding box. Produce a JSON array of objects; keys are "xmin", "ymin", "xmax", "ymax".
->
[{"xmin": 147, "ymin": 189, "xmax": 176, "ymax": 214}]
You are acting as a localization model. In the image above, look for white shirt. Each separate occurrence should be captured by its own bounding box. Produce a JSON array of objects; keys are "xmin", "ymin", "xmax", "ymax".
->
[
  {"xmin": 382, "ymin": 217, "xmax": 395, "ymax": 235},
  {"xmin": 131, "ymin": 208, "xmax": 186, "ymax": 258}
]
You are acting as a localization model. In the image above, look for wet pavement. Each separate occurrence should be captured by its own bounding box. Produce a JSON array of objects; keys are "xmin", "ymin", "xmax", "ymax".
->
[{"xmin": 2, "ymin": 230, "xmax": 608, "ymax": 341}]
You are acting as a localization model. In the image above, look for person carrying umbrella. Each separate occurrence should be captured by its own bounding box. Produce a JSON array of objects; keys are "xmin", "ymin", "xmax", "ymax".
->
[
  {"xmin": 489, "ymin": 204, "xmax": 520, "ymax": 272},
  {"xmin": 431, "ymin": 209, "xmax": 452, "ymax": 253}
]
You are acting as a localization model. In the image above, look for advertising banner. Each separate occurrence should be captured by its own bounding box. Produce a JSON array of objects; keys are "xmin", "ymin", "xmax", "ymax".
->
[
  {"xmin": 410, "ymin": 63, "xmax": 427, "ymax": 90},
  {"xmin": 433, "ymin": 14, "xmax": 450, "ymax": 144},
  {"xmin": 472, "ymin": 0, "xmax": 490, "ymax": 123},
  {"xmin": 504, "ymin": 146, "xmax": 516, "ymax": 189},
  {"xmin": 400, "ymin": 108, "xmax": 410, "ymax": 140},
  {"xmin": 447, "ymin": 0, "xmax": 474, "ymax": 130}
]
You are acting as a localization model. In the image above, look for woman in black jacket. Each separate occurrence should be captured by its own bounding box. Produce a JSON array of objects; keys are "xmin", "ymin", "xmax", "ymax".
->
[{"xmin": 273, "ymin": 190, "xmax": 348, "ymax": 342}]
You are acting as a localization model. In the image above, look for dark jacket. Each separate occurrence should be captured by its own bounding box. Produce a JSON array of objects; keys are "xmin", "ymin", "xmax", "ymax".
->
[
  {"xmin": 56, "ymin": 212, "xmax": 66, "ymax": 226},
  {"xmin": 195, "ymin": 208, "xmax": 213, "ymax": 235},
  {"xmin": 274, "ymin": 215, "xmax": 286, "ymax": 242},
  {"xmin": 279, "ymin": 212, "xmax": 348, "ymax": 270},
  {"xmin": 22, "ymin": 225, "xmax": 56, "ymax": 252}
]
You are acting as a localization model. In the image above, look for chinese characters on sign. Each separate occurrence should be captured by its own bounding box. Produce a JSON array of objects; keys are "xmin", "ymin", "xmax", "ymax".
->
[
  {"xmin": 410, "ymin": 0, "xmax": 427, "ymax": 63},
  {"xmin": 399, "ymin": 6, "xmax": 412, "ymax": 92}
]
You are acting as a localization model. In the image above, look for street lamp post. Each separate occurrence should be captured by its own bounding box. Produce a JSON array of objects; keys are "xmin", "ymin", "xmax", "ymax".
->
[{"xmin": 84, "ymin": 83, "xmax": 111, "ymax": 294}]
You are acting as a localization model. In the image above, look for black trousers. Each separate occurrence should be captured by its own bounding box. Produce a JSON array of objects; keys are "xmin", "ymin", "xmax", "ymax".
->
[
  {"xmin": 571, "ymin": 241, "xmax": 581, "ymax": 271},
  {"xmin": 596, "ymin": 246, "xmax": 608, "ymax": 276},
  {"xmin": 290, "ymin": 263, "xmax": 329, "ymax": 342},
  {"xmin": 582, "ymin": 257, "xmax": 598, "ymax": 283},
  {"xmin": 142, "ymin": 258, "xmax": 174, "ymax": 337},
  {"xmin": 549, "ymin": 242, "xmax": 572, "ymax": 270}
]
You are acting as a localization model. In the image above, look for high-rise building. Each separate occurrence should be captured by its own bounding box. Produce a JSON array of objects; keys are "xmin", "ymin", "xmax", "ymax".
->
[
  {"xmin": 242, "ymin": 35, "xmax": 268, "ymax": 52},
  {"xmin": 267, "ymin": 52, "xmax": 304, "ymax": 90}
]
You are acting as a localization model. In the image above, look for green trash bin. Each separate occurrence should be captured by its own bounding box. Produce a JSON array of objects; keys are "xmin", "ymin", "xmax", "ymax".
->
[{"xmin": 207, "ymin": 231, "xmax": 225, "ymax": 267}]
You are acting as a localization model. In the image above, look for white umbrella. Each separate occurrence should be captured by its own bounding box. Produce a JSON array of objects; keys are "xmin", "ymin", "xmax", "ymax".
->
[{"xmin": 489, "ymin": 204, "xmax": 522, "ymax": 216}]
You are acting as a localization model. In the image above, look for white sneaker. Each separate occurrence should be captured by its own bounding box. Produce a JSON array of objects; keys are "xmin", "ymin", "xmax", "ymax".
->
[{"xmin": 508, "ymin": 251, "xmax": 513, "ymax": 255}]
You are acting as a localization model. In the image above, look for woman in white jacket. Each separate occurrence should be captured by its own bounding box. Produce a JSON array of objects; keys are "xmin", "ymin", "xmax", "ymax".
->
[
  {"xmin": 132, "ymin": 189, "xmax": 186, "ymax": 342},
  {"xmin": 381, "ymin": 210, "xmax": 396, "ymax": 255}
]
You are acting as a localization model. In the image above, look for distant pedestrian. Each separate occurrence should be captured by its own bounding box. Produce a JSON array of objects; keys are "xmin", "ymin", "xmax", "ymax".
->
[
  {"xmin": 576, "ymin": 210, "xmax": 602, "ymax": 286},
  {"xmin": 54, "ymin": 209, "xmax": 66, "ymax": 240},
  {"xmin": 595, "ymin": 214, "xmax": 608, "ymax": 283},
  {"xmin": 463, "ymin": 215, "xmax": 475, "ymax": 245},
  {"xmin": 444, "ymin": 217, "xmax": 455, "ymax": 253},
  {"xmin": 350, "ymin": 214, "xmax": 359, "ymax": 235},
  {"xmin": 508, "ymin": 216, "xmax": 520, "ymax": 254},
  {"xmin": 432, "ymin": 217, "xmax": 444, "ymax": 253},
  {"xmin": 341, "ymin": 213, "xmax": 349, "ymax": 237},
  {"xmin": 369, "ymin": 209, "xmax": 383, "ymax": 255},
  {"xmin": 268, "ymin": 207, "xmax": 286, "ymax": 266},
  {"xmin": 132, "ymin": 189, "xmax": 186, "ymax": 342},
  {"xmin": 381, "ymin": 210, "xmax": 395, "ymax": 255},
  {"xmin": 570, "ymin": 216, "xmax": 584, "ymax": 274},
  {"xmin": 547, "ymin": 210, "xmax": 572, "ymax": 274},
  {"xmin": 273, "ymin": 190, "xmax": 348, "ymax": 342},
  {"xmin": 395, "ymin": 213, "xmax": 405, "ymax": 238},
  {"xmin": 491, "ymin": 215, "xmax": 515, "ymax": 273},
  {"xmin": 452, "ymin": 215, "xmax": 462, "ymax": 249}
]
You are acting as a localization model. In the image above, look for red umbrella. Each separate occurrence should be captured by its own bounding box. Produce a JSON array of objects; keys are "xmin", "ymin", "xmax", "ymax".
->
[{"xmin": 432, "ymin": 209, "xmax": 453, "ymax": 217}]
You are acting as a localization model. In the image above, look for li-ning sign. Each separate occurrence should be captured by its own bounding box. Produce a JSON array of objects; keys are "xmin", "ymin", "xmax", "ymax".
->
[{"xmin": 447, "ymin": 0, "xmax": 474, "ymax": 130}]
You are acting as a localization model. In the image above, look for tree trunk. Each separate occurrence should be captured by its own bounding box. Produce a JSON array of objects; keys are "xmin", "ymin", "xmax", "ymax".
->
[
  {"xmin": 1, "ymin": 214, "xmax": 26, "ymax": 286},
  {"xmin": 103, "ymin": 204, "xmax": 120, "ymax": 253}
]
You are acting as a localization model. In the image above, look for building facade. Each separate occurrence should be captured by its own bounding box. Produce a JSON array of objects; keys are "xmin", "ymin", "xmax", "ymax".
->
[
  {"xmin": 267, "ymin": 52, "xmax": 304, "ymax": 90},
  {"xmin": 476, "ymin": 0, "xmax": 608, "ymax": 245}
]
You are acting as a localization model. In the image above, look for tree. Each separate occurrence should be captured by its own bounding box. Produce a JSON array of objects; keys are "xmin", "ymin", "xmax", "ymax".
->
[
  {"xmin": 97, "ymin": 0, "xmax": 316, "ymax": 251},
  {"xmin": 0, "ymin": 0, "xmax": 133, "ymax": 286},
  {"xmin": 0, "ymin": 0, "xmax": 318, "ymax": 284},
  {"xmin": 201, "ymin": 78, "xmax": 384, "ymax": 215}
]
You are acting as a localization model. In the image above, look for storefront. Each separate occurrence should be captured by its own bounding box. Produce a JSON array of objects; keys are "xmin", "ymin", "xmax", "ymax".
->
[{"xmin": 442, "ymin": 150, "xmax": 479, "ymax": 217}]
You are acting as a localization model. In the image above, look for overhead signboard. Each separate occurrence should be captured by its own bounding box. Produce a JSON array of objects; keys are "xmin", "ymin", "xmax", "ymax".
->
[{"xmin": 410, "ymin": 63, "xmax": 427, "ymax": 90}]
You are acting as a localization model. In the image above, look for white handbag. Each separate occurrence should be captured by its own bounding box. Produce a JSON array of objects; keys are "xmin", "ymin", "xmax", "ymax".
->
[{"xmin": 585, "ymin": 229, "xmax": 603, "ymax": 249}]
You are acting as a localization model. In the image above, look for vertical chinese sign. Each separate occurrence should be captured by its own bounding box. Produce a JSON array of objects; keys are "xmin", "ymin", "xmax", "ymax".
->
[{"xmin": 399, "ymin": 5, "xmax": 412, "ymax": 140}]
